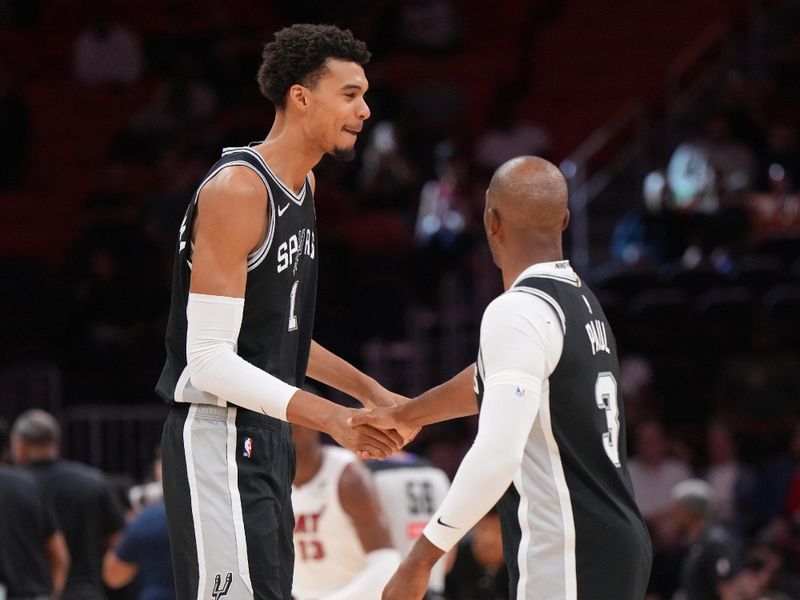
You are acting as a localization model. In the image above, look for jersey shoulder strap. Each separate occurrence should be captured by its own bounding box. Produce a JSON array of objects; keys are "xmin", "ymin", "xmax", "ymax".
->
[{"xmin": 507, "ymin": 276, "xmax": 567, "ymax": 334}]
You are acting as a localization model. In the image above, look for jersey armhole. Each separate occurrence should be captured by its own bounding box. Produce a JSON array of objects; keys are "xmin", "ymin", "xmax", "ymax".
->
[{"xmin": 191, "ymin": 160, "xmax": 275, "ymax": 271}]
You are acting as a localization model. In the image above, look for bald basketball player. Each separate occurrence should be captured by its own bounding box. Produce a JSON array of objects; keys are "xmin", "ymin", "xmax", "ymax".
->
[{"xmin": 353, "ymin": 156, "xmax": 653, "ymax": 599}]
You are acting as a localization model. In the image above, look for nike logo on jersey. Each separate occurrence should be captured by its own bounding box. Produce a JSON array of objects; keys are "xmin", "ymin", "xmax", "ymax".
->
[
  {"xmin": 436, "ymin": 516, "xmax": 458, "ymax": 529},
  {"xmin": 277, "ymin": 203, "xmax": 290, "ymax": 217}
]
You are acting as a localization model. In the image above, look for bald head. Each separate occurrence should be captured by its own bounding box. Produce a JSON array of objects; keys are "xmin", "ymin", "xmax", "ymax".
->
[
  {"xmin": 486, "ymin": 156, "xmax": 568, "ymax": 233},
  {"xmin": 11, "ymin": 409, "xmax": 61, "ymax": 465},
  {"xmin": 12, "ymin": 409, "xmax": 61, "ymax": 445}
]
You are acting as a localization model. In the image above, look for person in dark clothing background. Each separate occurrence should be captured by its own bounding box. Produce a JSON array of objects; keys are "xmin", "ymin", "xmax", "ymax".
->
[
  {"xmin": 103, "ymin": 500, "xmax": 174, "ymax": 600},
  {"xmin": 103, "ymin": 452, "xmax": 174, "ymax": 600},
  {"xmin": 0, "ymin": 417, "xmax": 70, "ymax": 600},
  {"xmin": 670, "ymin": 479, "xmax": 747, "ymax": 600},
  {"xmin": 11, "ymin": 409, "xmax": 125, "ymax": 600},
  {"xmin": 445, "ymin": 506, "xmax": 508, "ymax": 600}
]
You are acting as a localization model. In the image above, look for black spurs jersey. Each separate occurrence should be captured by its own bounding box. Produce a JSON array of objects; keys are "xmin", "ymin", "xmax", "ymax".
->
[
  {"xmin": 156, "ymin": 145, "xmax": 318, "ymax": 405},
  {"xmin": 474, "ymin": 262, "xmax": 651, "ymax": 600}
]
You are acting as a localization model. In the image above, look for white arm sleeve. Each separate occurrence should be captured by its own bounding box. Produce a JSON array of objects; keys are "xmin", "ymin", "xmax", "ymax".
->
[
  {"xmin": 423, "ymin": 291, "xmax": 564, "ymax": 551},
  {"xmin": 185, "ymin": 293, "xmax": 298, "ymax": 421},
  {"xmin": 320, "ymin": 548, "xmax": 401, "ymax": 600}
]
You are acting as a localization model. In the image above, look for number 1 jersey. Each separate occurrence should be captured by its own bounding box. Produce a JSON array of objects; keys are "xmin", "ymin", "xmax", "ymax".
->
[{"xmin": 156, "ymin": 145, "xmax": 318, "ymax": 405}]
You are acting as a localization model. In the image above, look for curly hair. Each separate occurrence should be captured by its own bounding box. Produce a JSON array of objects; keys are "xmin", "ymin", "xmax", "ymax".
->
[{"xmin": 257, "ymin": 24, "xmax": 371, "ymax": 109}]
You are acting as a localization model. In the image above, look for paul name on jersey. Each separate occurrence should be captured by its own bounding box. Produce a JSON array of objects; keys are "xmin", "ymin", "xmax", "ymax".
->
[{"xmin": 585, "ymin": 318, "xmax": 610, "ymax": 356}]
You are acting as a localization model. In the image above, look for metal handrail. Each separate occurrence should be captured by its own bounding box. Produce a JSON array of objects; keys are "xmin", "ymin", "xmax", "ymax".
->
[
  {"xmin": 666, "ymin": 19, "xmax": 732, "ymax": 117},
  {"xmin": 62, "ymin": 403, "xmax": 168, "ymax": 479},
  {"xmin": 560, "ymin": 16, "xmax": 737, "ymax": 273},
  {"xmin": 560, "ymin": 101, "xmax": 648, "ymax": 273}
]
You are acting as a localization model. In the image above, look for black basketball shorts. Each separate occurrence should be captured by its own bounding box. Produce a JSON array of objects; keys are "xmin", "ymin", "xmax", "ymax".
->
[{"xmin": 162, "ymin": 403, "xmax": 296, "ymax": 600}]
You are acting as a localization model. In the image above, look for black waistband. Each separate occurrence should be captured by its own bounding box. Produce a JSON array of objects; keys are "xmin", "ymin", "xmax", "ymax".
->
[{"xmin": 169, "ymin": 403, "xmax": 291, "ymax": 435}]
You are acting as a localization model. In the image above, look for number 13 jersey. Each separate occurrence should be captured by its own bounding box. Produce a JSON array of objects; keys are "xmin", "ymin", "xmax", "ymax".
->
[
  {"xmin": 292, "ymin": 446, "xmax": 366, "ymax": 600},
  {"xmin": 156, "ymin": 145, "xmax": 318, "ymax": 405}
]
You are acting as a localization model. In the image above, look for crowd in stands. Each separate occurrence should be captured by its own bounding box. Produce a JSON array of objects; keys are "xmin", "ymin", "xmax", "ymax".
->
[{"xmin": 1, "ymin": 0, "xmax": 800, "ymax": 598}]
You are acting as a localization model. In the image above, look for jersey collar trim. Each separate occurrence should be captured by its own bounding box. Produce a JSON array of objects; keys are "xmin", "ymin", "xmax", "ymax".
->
[
  {"xmin": 222, "ymin": 146, "xmax": 309, "ymax": 205},
  {"xmin": 511, "ymin": 261, "xmax": 579, "ymax": 287}
]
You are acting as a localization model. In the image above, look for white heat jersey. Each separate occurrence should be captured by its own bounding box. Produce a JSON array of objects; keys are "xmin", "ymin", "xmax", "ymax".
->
[
  {"xmin": 368, "ymin": 455, "xmax": 451, "ymax": 593},
  {"xmin": 292, "ymin": 445, "xmax": 367, "ymax": 600}
]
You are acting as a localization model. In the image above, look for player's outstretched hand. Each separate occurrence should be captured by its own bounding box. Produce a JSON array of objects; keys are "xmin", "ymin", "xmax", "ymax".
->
[
  {"xmin": 329, "ymin": 408, "xmax": 404, "ymax": 459},
  {"xmin": 349, "ymin": 406, "xmax": 421, "ymax": 446},
  {"xmin": 381, "ymin": 557, "xmax": 430, "ymax": 600}
]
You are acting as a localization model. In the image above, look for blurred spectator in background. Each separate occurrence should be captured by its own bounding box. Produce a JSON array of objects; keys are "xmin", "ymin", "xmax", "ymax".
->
[
  {"xmin": 744, "ymin": 159, "xmax": 800, "ymax": 250},
  {"xmin": 73, "ymin": 3, "xmax": 143, "ymax": 87},
  {"xmin": 396, "ymin": 0, "xmax": 462, "ymax": 53},
  {"xmin": 628, "ymin": 420, "xmax": 691, "ymax": 530},
  {"xmin": 444, "ymin": 506, "xmax": 508, "ymax": 600},
  {"xmin": 757, "ymin": 123, "xmax": 800, "ymax": 193},
  {"xmin": 125, "ymin": 57, "xmax": 217, "ymax": 163},
  {"xmin": 612, "ymin": 169, "xmax": 690, "ymax": 265},
  {"xmin": 128, "ymin": 448, "xmax": 164, "ymax": 515},
  {"xmin": 291, "ymin": 424, "xmax": 400, "ymax": 600},
  {"xmin": 0, "ymin": 418, "xmax": 70, "ymax": 600},
  {"xmin": 358, "ymin": 120, "xmax": 420, "ymax": 211},
  {"xmin": 698, "ymin": 112, "xmax": 757, "ymax": 197},
  {"xmin": 0, "ymin": 62, "xmax": 30, "ymax": 189},
  {"xmin": 670, "ymin": 479, "xmax": 748, "ymax": 600},
  {"xmin": 618, "ymin": 355, "xmax": 659, "ymax": 429},
  {"xmin": 630, "ymin": 420, "xmax": 692, "ymax": 600},
  {"xmin": 415, "ymin": 141, "xmax": 471, "ymax": 248},
  {"xmin": 755, "ymin": 423, "xmax": 800, "ymax": 528},
  {"xmin": 103, "ymin": 452, "xmax": 173, "ymax": 600},
  {"xmin": 414, "ymin": 141, "xmax": 475, "ymax": 304},
  {"xmin": 11, "ymin": 409, "xmax": 125, "ymax": 600},
  {"xmin": 664, "ymin": 114, "xmax": 756, "ymax": 265},
  {"xmin": 703, "ymin": 420, "xmax": 758, "ymax": 536},
  {"xmin": 666, "ymin": 137, "xmax": 718, "ymax": 214},
  {"xmin": 741, "ymin": 543, "xmax": 800, "ymax": 599},
  {"xmin": 473, "ymin": 93, "xmax": 551, "ymax": 174},
  {"xmin": 667, "ymin": 113, "xmax": 755, "ymax": 213}
]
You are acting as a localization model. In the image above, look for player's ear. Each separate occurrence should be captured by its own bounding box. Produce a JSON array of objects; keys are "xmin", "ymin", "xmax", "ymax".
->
[
  {"xmin": 287, "ymin": 84, "xmax": 309, "ymax": 112},
  {"xmin": 562, "ymin": 208, "xmax": 570, "ymax": 232},
  {"xmin": 486, "ymin": 206, "xmax": 501, "ymax": 235}
]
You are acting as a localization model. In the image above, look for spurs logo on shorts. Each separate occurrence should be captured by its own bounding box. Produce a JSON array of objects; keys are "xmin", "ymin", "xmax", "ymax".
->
[{"xmin": 212, "ymin": 572, "xmax": 232, "ymax": 599}]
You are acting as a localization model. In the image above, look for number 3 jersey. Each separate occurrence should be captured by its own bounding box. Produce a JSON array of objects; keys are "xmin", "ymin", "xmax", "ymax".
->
[
  {"xmin": 474, "ymin": 261, "xmax": 651, "ymax": 600},
  {"xmin": 156, "ymin": 145, "xmax": 318, "ymax": 404},
  {"xmin": 291, "ymin": 446, "xmax": 367, "ymax": 600}
]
